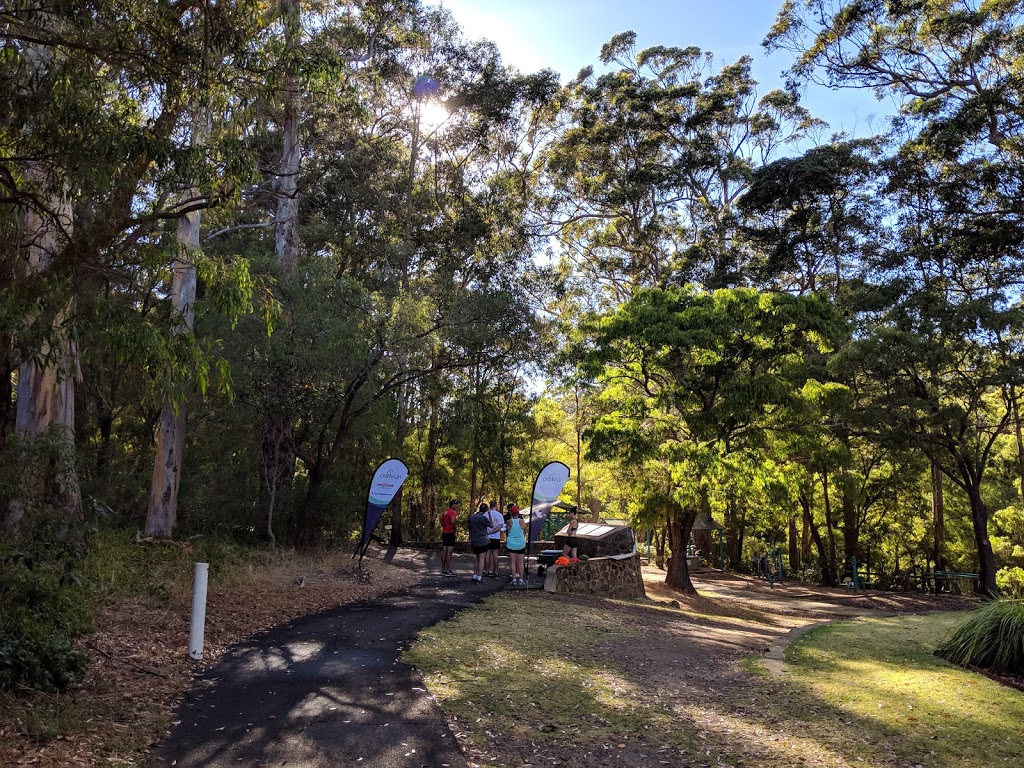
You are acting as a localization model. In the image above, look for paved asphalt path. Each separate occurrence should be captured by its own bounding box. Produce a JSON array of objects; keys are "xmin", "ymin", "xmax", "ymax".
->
[{"xmin": 149, "ymin": 549, "xmax": 510, "ymax": 768}]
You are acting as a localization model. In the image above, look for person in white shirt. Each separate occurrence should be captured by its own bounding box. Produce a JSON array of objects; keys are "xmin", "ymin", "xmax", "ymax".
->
[{"xmin": 485, "ymin": 499, "xmax": 504, "ymax": 577}]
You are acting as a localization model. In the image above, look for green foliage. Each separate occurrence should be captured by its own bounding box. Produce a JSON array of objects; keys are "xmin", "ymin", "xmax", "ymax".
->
[
  {"xmin": 0, "ymin": 629, "xmax": 87, "ymax": 695},
  {"xmin": 996, "ymin": 567, "xmax": 1024, "ymax": 599},
  {"xmin": 0, "ymin": 506, "xmax": 96, "ymax": 692},
  {"xmin": 935, "ymin": 600, "xmax": 1024, "ymax": 676}
]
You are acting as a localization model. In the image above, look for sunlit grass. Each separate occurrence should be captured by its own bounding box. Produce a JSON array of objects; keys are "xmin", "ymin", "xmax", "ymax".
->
[
  {"xmin": 407, "ymin": 595, "xmax": 1024, "ymax": 768},
  {"xmin": 403, "ymin": 594, "xmax": 690, "ymax": 764},
  {"xmin": 774, "ymin": 613, "xmax": 1024, "ymax": 767}
]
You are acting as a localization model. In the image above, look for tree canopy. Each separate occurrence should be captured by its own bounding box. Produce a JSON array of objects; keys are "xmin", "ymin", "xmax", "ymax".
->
[{"xmin": 3, "ymin": 0, "xmax": 1024, "ymax": 604}]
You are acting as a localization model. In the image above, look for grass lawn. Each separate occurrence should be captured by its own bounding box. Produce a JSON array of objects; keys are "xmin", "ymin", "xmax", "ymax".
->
[
  {"xmin": 762, "ymin": 612, "xmax": 1024, "ymax": 767},
  {"xmin": 404, "ymin": 594, "xmax": 1024, "ymax": 768}
]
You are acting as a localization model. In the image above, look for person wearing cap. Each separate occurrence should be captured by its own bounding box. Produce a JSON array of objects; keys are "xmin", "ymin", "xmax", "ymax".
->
[
  {"xmin": 505, "ymin": 503, "xmax": 527, "ymax": 586},
  {"xmin": 440, "ymin": 499, "xmax": 459, "ymax": 576}
]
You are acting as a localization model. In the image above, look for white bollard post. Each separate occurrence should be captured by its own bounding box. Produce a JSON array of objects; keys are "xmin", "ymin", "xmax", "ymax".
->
[{"xmin": 189, "ymin": 562, "xmax": 209, "ymax": 660}]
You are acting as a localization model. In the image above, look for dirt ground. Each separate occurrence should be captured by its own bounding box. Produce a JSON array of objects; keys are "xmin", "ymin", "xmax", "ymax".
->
[{"xmin": 0, "ymin": 552, "xmax": 422, "ymax": 768}]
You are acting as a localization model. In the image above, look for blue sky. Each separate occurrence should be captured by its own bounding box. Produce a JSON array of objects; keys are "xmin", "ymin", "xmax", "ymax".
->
[{"xmin": 440, "ymin": 0, "xmax": 897, "ymax": 137}]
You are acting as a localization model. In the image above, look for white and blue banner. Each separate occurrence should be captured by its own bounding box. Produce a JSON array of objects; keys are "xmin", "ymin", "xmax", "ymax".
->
[
  {"xmin": 527, "ymin": 461, "xmax": 571, "ymax": 547},
  {"xmin": 356, "ymin": 458, "xmax": 409, "ymax": 557}
]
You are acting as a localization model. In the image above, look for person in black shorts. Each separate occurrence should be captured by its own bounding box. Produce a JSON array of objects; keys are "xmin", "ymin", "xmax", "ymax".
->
[
  {"xmin": 469, "ymin": 503, "xmax": 497, "ymax": 583},
  {"xmin": 485, "ymin": 499, "xmax": 504, "ymax": 577},
  {"xmin": 440, "ymin": 499, "xmax": 458, "ymax": 576},
  {"xmin": 562, "ymin": 507, "xmax": 579, "ymax": 560}
]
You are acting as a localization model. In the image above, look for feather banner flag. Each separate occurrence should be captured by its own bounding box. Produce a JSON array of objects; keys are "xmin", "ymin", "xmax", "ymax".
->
[
  {"xmin": 356, "ymin": 458, "xmax": 409, "ymax": 559},
  {"xmin": 526, "ymin": 461, "xmax": 571, "ymax": 548}
]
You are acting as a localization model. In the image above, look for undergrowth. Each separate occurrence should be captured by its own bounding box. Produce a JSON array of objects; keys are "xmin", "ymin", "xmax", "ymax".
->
[
  {"xmin": 935, "ymin": 599, "xmax": 1024, "ymax": 675},
  {"xmin": 1, "ymin": 519, "xmax": 275, "ymax": 694}
]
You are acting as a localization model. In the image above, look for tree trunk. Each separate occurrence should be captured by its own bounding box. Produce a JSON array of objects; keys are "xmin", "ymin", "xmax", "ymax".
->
[
  {"xmin": 274, "ymin": 0, "xmax": 301, "ymax": 272},
  {"xmin": 839, "ymin": 451, "xmax": 859, "ymax": 564},
  {"xmin": 7, "ymin": 163, "xmax": 81, "ymax": 534},
  {"xmin": 821, "ymin": 470, "xmax": 838, "ymax": 584},
  {"xmin": 654, "ymin": 525, "xmax": 666, "ymax": 570},
  {"xmin": 297, "ymin": 462, "xmax": 324, "ymax": 547},
  {"xmin": 390, "ymin": 383, "xmax": 408, "ymax": 546},
  {"xmin": 421, "ymin": 383, "xmax": 440, "ymax": 540},
  {"xmin": 574, "ymin": 384, "xmax": 584, "ymax": 509},
  {"xmin": 665, "ymin": 505, "xmax": 697, "ymax": 594},
  {"xmin": 724, "ymin": 492, "xmax": 741, "ymax": 568},
  {"xmin": 261, "ymin": 412, "xmax": 294, "ymax": 547},
  {"xmin": 788, "ymin": 514, "xmax": 800, "ymax": 572},
  {"xmin": 931, "ymin": 458, "xmax": 944, "ymax": 571},
  {"xmin": 1011, "ymin": 383, "xmax": 1024, "ymax": 511},
  {"xmin": 259, "ymin": 0, "xmax": 303, "ymax": 542},
  {"xmin": 0, "ymin": 332, "xmax": 12, "ymax": 453},
  {"xmin": 964, "ymin": 483, "xmax": 998, "ymax": 597},
  {"xmin": 801, "ymin": 501, "xmax": 812, "ymax": 562},
  {"xmin": 145, "ymin": 183, "xmax": 199, "ymax": 538},
  {"xmin": 802, "ymin": 488, "xmax": 836, "ymax": 587}
]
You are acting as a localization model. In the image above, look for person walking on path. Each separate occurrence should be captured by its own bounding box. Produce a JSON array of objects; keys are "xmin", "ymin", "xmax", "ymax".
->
[
  {"xmin": 505, "ymin": 504, "xmax": 527, "ymax": 586},
  {"xmin": 562, "ymin": 507, "xmax": 579, "ymax": 561},
  {"xmin": 440, "ymin": 499, "xmax": 459, "ymax": 576},
  {"xmin": 485, "ymin": 499, "xmax": 504, "ymax": 577},
  {"xmin": 469, "ymin": 503, "xmax": 498, "ymax": 583}
]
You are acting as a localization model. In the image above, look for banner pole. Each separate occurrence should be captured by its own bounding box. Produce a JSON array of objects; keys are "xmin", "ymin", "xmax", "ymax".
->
[
  {"xmin": 524, "ymin": 463, "xmax": 544, "ymax": 591},
  {"xmin": 525, "ymin": 497, "xmax": 535, "ymax": 590}
]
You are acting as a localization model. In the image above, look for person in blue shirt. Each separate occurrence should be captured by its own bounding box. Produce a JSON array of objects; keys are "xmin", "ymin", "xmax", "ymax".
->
[{"xmin": 504, "ymin": 504, "xmax": 527, "ymax": 586}]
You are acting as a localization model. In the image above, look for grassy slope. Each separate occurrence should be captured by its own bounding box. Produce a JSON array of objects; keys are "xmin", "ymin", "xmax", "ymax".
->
[
  {"xmin": 766, "ymin": 613, "xmax": 1024, "ymax": 767},
  {"xmin": 405, "ymin": 595, "xmax": 1024, "ymax": 768}
]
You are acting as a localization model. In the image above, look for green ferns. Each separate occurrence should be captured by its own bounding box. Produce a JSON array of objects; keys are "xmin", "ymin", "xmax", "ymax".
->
[{"xmin": 935, "ymin": 600, "xmax": 1024, "ymax": 677}]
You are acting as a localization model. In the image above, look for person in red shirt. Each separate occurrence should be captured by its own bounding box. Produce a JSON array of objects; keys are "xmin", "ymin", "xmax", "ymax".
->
[{"xmin": 440, "ymin": 499, "xmax": 459, "ymax": 576}]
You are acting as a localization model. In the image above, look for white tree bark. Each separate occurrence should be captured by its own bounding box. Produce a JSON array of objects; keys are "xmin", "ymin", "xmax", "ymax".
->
[
  {"xmin": 8, "ymin": 168, "xmax": 82, "ymax": 532},
  {"xmin": 145, "ymin": 182, "xmax": 200, "ymax": 538},
  {"xmin": 274, "ymin": 0, "xmax": 302, "ymax": 272}
]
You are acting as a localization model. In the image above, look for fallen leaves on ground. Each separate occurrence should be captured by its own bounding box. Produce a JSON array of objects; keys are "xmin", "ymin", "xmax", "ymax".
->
[{"xmin": 0, "ymin": 552, "xmax": 421, "ymax": 767}]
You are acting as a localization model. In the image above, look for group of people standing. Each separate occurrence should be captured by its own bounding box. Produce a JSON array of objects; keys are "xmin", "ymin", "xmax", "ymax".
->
[{"xmin": 439, "ymin": 498, "xmax": 578, "ymax": 587}]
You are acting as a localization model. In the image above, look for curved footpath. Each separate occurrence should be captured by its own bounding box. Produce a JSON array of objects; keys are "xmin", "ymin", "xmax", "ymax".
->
[{"xmin": 149, "ymin": 548, "xmax": 505, "ymax": 768}]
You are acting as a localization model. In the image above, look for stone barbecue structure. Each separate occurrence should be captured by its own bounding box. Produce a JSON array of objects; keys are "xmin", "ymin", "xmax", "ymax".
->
[
  {"xmin": 542, "ymin": 517, "xmax": 645, "ymax": 599},
  {"xmin": 553, "ymin": 521, "xmax": 636, "ymax": 558},
  {"xmin": 543, "ymin": 552, "xmax": 646, "ymax": 599}
]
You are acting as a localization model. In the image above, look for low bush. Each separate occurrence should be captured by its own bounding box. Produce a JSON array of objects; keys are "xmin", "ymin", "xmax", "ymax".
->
[
  {"xmin": 0, "ymin": 628, "xmax": 86, "ymax": 693},
  {"xmin": 934, "ymin": 599, "xmax": 1024, "ymax": 676},
  {"xmin": 0, "ymin": 514, "xmax": 94, "ymax": 692},
  {"xmin": 996, "ymin": 567, "xmax": 1024, "ymax": 599}
]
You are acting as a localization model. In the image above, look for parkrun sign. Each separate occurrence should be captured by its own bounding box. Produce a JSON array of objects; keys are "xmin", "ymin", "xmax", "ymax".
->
[
  {"xmin": 356, "ymin": 458, "xmax": 410, "ymax": 558},
  {"xmin": 534, "ymin": 464, "xmax": 571, "ymax": 501},
  {"xmin": 368, "ymin": 460, "xmax": 409, "ymax": 507},
  {"xmin": 527, "ymin": 461, "xmax": 571, "ymax": 547}
]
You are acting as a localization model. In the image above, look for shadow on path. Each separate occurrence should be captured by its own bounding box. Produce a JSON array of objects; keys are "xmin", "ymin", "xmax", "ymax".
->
[{"xmin": 149, "ymin": 548, "xmax": 505, "ymax": 768}]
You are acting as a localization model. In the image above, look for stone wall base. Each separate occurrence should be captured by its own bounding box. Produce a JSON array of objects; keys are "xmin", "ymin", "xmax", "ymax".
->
[{"xmin": 543, "ymin": 552, "xmax": 646, "ymax": 599}]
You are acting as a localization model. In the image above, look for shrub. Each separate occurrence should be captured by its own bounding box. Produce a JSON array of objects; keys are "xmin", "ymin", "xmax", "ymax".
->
[
  {"xmin": 0, "ymin": 497, "xmax": 99, "ymax": 693},
  {"xmin": 0, "ymin": 628, "xmax": 87, "ymax": 693},
  {"xmin": 935, "ymin": 600, "xmax": 1024, "ymax": 676},
  {"xmin": 0, "ymin": 535, "xmax": 92, "ymax": 692},
  {"xmin": 996, "ymin": 567, "xmax": 1024, "ymax": 599}
]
